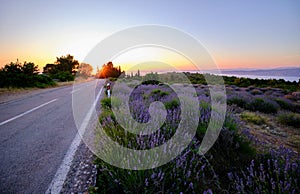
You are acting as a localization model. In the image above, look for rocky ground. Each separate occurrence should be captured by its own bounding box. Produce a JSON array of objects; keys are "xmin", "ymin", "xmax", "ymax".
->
[{"xmin": 60, "ymin": 141, "xmax": 97, "ymax": 194}]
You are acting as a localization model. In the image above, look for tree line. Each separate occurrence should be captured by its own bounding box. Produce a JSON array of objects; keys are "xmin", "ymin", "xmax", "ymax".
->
[
  {"xmin": 0, "ymin": 61, "xmax": 55, "ymax": 88},
  {"xmin": 43, "ymin": 54, "xmax": 93, "ymax": 81},
  {"xmin": 0, "ymin": 54, "xmax": 94, "ymax": 88}
]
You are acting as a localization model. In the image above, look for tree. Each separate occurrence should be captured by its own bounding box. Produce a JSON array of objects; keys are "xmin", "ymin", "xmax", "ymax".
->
[
  {"xmin": 77, "ymin": 63, "xmax": 93, "ymax": 78},
  {"xmin": 43, "ymin": 54, "xmax": 79, "ymax": 81},
  {"xmin": 21, "ymin": 62, "xmax": 39, "ymax": 76},
  {"xmin": 96, "ymin": 61, "xmax": 124, "ymax": 78},
  {"xmin": 43, "ymin": 63, "xmax": 56, "ymax": 74},
  {"xmin": 54, "ymin": 54, "xmax": 79, "ymax": 75},
  {"xmin": 137, "ymin": 69, "xmax": 141, "ymax": 77}
]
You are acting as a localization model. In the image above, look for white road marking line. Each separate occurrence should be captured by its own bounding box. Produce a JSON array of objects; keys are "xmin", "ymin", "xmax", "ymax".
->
[
  {"xmin": 0, "ymin": 99, "xmax": 58, "ymax": 126},
  {"xmin": 70, "ymin": 88, "xmax": 81, "ymax": 94},
  {"xmin": 46, "ymin": 86, "xmax": 103, "ymax": 194},
  {"xmin": 71, "ymin": 81, "xmax": 96, "ymax": 93}
]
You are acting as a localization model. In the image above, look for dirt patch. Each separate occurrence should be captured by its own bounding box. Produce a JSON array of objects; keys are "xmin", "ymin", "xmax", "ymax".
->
[{"xmin": 239, "ymin": 111, "xmax": 300, "ymax": 154}]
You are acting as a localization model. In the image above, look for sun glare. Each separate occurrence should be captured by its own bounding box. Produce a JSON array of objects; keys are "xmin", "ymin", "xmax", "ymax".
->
[{"xmin": 111, "ymin": 46, "xmax": 196, "ymax": 73}]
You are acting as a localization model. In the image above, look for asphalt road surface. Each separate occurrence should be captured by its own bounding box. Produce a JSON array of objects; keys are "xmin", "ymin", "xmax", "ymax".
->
[{"xmin": 0, "ymin": 79, "xmax": 105, "ymax": 193}]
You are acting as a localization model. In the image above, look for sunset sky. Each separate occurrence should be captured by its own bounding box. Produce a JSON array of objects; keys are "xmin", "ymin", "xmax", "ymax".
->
[{"xmin": 1, "ymin": 0, "xmax": 299, "ymax": 72}]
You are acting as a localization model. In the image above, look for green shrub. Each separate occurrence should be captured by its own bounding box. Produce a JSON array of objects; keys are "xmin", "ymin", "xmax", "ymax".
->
[
  {"xmin": 250, "ymin": 89, "xmax": 263, "ymax": 95},
  {"xmin": 241, "ymin": 112, "xmax": 266, "ymax": 125},
  {"xmin": 0, "ymin": 62, "xmax": 55, "ymax": 88},
  {"xmin": 224, "ymin": 114, "xmax": 238, "ymax": 131},
  {"xmin": 228, "ymin": 97, "xmax": 247, "ymax": 108},
  {"xmin": 246, "ymin": 98, "xmax": 278, "ymax": 114},
  {"xmin": 165, "ymin": 99, "xmax": 180, "ymax": 109},
  {"xmin": 277, "ymin": 112, "xmax": 300, "ymax": 128},
  {"xmin": 98, "ymin": 109, "xmax": 115, "ymax": 124},
  {"xmin": 52, "ymin": 71, "xmax": 74, "ymax": 81},
  {"xmin": 141, "ymin": 80, "xmax": 160, "ymax": 85},
  {"xmin": 101, "ymin": 97, "xmax": 112, "ymax": 110},
  {"xmin": 274, "ymin": 98, "xmax": 291, "ymax": 110},
  {"xmin": 150, "ymin": 89, "xmax": 169, "ymax": 98},
  {"xmin": 111, "ymin": 97, "xmax": 122, "ymax": 109},
  {"xmin": 109, "ymin": 77, "xmax": 117, "ymax": 81},
  {"xmin": 101, "ymin": 97, "xmax": 122, "ymax": 110},
  {"xmin": 151, "ymin": 89, "xmax": 161, "ymax": 94},
  {"xmin": 160, "ymin": 91, "xmax": 169, "ymax": 97},
  {"xmin": 274, "ymin": 98, "xmax": 300, "ymax": 113}
]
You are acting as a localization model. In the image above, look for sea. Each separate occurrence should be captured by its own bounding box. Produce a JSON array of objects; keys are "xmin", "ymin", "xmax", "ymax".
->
[
  {"xmin": 216, "ymin": 73, "xmax": 299, "ymax": 82},
  {"xmin": 189, "ymin": 68, "xmax": 300, "ymax": 82},
  {"xmin": 137, "ymin": 67, "xmax": 300, "ymax": 82}
]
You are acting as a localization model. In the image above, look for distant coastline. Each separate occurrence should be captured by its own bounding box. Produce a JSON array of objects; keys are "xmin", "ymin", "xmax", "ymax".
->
[
  {"xmin": 182, "ymin": 67, "xmax": 299, "ymax": 82},
  {"xmin": 216, "ymin": 73, "xmax": 299, "ymax": 82},
  {"xmin": 218, "ymin": 67, "xmax": 299, "ymax": 82},
  {"xmin": 132, "ymin": 67, "xmax": 300, "ymax": 82}
]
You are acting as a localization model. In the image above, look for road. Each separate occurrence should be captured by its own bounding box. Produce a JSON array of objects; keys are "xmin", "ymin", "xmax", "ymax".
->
[{"xmin": 0, "ymin": 79, "xmax": 105, "ymax": 193}]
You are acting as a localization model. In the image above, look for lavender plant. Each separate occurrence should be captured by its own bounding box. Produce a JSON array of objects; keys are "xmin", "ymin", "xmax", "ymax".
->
[
  {"xmin": 95, "ymin": 81, "xmax": 300, "ymax": 193},
  {"xmin": 228, "ymin": 147, "xmax": 300, "ymax": 193}
]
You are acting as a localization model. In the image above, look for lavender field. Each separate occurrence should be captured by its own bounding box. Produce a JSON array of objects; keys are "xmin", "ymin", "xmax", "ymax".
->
[{"xmin": 92, "ymin": 74, "xmax": 300, "ymax": 193}]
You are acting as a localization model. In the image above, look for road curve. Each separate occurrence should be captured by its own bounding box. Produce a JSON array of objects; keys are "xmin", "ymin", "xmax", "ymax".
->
[{"xmin": 0, "ymin": 79, "xmax": 105, "ymax": 193}]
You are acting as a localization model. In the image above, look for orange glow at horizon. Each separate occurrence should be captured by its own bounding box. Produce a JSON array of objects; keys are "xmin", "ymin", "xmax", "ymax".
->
[
  {"xmin": 111, "ymin": 46, "xmax": 211, "ymax": 73},
  {"xmin": 2, "ymin": 49, "xmax": 299, "ymax": 73}
]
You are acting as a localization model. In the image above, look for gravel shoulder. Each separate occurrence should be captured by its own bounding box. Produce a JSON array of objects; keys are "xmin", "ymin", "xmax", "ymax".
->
[
  {"xmin": 60, "ymin": 80, "xmax": 105, "ymax": 193},
  {"xmin": 60, "ymin": 141, "xmax": 97, "ymax": 193}
]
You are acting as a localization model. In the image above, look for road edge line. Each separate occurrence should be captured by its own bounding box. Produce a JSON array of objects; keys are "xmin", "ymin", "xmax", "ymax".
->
[{"xmin": 45, "ymin": 84, "xmax": 103, "ymax": 194}]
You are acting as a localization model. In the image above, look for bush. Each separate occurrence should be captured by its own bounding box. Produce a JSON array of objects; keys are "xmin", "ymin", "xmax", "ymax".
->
[
  {"xmin": 275, "ymin": 98, "xmax": 300, "ymax": 113},
  {"xmin": 275, "ymin": 98, "xmax": 293, "ymax": 110},
  {"xmin": 51, "ymin": 71, "xmax": 74, "ymax": 81},
  {"xmin": 109, "ymin": 77, "xmax": 117, "ymax": 81},
  {"xmin": 141, "ymin": 80, "xmax": 160, "ymax": 85},
  {"xmin": 101, "ymin": 97, "xmax": 112, "ymax": 110},
  {"xmin": 165, "ymin": 99, "xmax": 180, "ymax": 110},
  {"xmin": 228, "ymin": 97, "xmax": 247, "ymax": 108},
  {"xmin": 224, "ymin": 112, "xmax": 238, "ymax": 131},
  {"xmin": 0, "ymin": 62, "xmax": 55, "ymax": 88},
  {"xmin": 250, "ymin": 89, "xmax": 263, "ymax": 95},
  {"xmin": 241, "ymin": 112, "xmax": 266, "ymax": 125},
  {"xmin": 277, "ymin": 112, "xmax": 300, "ymax": 128},
  {"xmin": 246, "ymin": 98, "xmax": 278, "ymax": 114},
  {"xmin": 36, "ymin": 74, "xmax": 55, "ymax": 86},
  {"xmin": 150, "ymin": 89, "xmax": 169, "ymax": 98}
]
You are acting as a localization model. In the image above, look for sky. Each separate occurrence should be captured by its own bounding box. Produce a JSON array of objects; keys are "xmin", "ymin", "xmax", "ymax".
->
[{"xmin": 0, "ymin": 0, "xmax": 299, "ymax": 72}]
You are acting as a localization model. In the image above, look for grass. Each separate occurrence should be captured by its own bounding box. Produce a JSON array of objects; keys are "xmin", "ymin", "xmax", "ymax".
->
[{"xmin": 241, "ymin": 112, "xmax": 266, "ymax": 125}]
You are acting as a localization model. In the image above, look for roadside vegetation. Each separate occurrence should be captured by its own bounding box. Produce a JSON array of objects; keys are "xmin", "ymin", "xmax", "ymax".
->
[
  {"xmin": 0, "ymin": 61, "xmax": 55, "ymax": 88},
  {"xmin": 92, "ymin": 72, "xmax": 300, "ymax": 193},
  {"xmin": 0, "ymin": 54, "xmax": 93, "ymax": 88}
]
